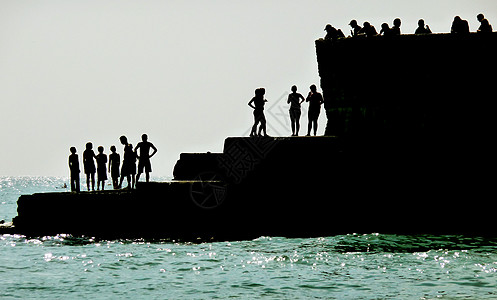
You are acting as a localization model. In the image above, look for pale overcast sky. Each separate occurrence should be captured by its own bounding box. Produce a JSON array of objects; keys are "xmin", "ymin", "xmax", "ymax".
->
[{"xmin": 1, "ymin": 0, "xmax": 496, "ymax": 176}]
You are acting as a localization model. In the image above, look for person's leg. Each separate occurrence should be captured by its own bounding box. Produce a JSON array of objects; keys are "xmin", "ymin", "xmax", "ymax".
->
[
  {"xmin": 91, "ymin": 173, "xmax": 95, "ymax": 191},
  {"xmin": 86, "ymin": 174, "xmax": 90, "ymax": 191},
  {"xmin": 296, "ymin": 110, "xmax": 301, "ymax": 136},
  {"xmin": 259, "ymin": 113, "xmax": 267, "ymax": 136},
  {"xmin": 145, "ymin": 172, "xmax": 150, "ymax": 182},
  {"xmin": 290, "ymin": 111, "xmax": 296, "ymax": 135},
  {"xmin": 313, "ymin": 119, "xmax": 318, "ymax": 136}
]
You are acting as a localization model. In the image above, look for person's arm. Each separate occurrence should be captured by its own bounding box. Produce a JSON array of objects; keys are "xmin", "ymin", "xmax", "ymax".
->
[
  {"xmin": 299, "ymin": 94, "xmax": 305, "ymax": 104},
  {"xmin": 248, "ymin": 98, "xmax": 256, "ymax": 109},
  {"xmin": 108, "ymin": 156, "xmax": 111, "ymax": 173},
  {"xmin": 134, "ymin": 144, "xmax": 140, "ymax": 159},
  {"xmin": 150, "ymin": 144, "xmax": 158, "ymax": 158}
]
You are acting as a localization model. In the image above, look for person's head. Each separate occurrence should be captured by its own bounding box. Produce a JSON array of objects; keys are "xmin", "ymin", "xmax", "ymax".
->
[
  {"xmin": 255, "ymin": 88, "xmax": 265, "ymax": 97},
  {"xmin": 70, "ymin": 147, "xmax": 77, "ymax": 154},
  {"xmin": 349, "ymin": 20, "xmax": 358, "ymax": 27},
  {"xmin": 110, "ymin": 145, "xmax": 116, "ymax": 153},
  {"xmin": 478, "ymin": 14, "xmax": 485, "ymax": 22},
  {"xmin": 418, "ymin": 19, "xmax": 425, "ymax": 27},
  {"xmin": 291, "ymin": 85, "xmax": 297, "ymax": 93},
  {"xmin": 381, "ymin": 23, "xmax": 389, "ymax": 31},
  {"xmin": 454, "ymin": 16, "xmax": 462, "ymax": 23},
  {"xmin": 393, "ymin": 18, "xmax": 401, "ymax": 27},
  {"xmin": 86, "ymin": 142, "xmax": 92, "ymax": 150},
  {"xmin": 324, "ymin": 24, "xmax": 333, "ymax": 32},
  {"xmin": 363, "ymin": 22, "xmax": 371, "ymax": 28},
  {"xmin": 98, "ymin": 146, "xmax": 104, "ymax": 153},
  {"xmin": 119, "ymin": 135, "xmax": 128, "ymax": 145},
  {"xmin": 142, "ymin": 134, "xmax": 148, "ymax": 142},
  {"xmin": 310, "ymin": 84, "xmax": 317, "ymax": 93}
]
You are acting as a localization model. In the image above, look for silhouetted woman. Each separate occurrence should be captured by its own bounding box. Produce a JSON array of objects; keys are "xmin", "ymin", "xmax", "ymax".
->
[
  {"xmin": 287, "ymin": 85, "xmax": 305, "ymax": 136},
  {"xmin": 248, "ymin": 88, "xmax": 268, "ymax": 137}
]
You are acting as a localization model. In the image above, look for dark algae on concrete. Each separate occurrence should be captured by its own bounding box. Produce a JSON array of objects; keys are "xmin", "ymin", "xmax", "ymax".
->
[{"xmin": 7, "ymin": 33, "xmax": 497, "ymax": 239}]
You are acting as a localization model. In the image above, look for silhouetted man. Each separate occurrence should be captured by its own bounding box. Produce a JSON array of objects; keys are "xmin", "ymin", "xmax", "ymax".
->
[
  {"xmin": 306, "ymin": 84, "xmax": 324, "ymax": 136},
  {"xmin": 391, "ymin": 18, "xmax": 401, "ymax": 35},
  {"xmin": 415, "ymin": 19, "xmax": 432, "ymax": 34},
  {"xmin": 135, "ymin": 134, "xmax": 158, "ymax": 183},
  {"xmin": 324, "ymin": 24, "xmax": 345, "ymax": 41},
  {"xmin": 451, "ymin": 16, "xmax": 470, "ymax": 34},
  {"xmin": 477, "ymin": 14, "xmax": 493, "ymax": 33},
  {"xmin": 358, "ymin": 22, "xmax": 378, "ymax": 37},
  {"xmin": 119, "ymin": 135, "xmax": 136, "ymax": 189},
  {"xmin": 349, "ymin": 20, "xmax": 362, "ymax": 37}
]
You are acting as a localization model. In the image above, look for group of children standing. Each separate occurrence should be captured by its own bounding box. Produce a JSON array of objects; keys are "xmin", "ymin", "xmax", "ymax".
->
[{"xmin": 68, "ymin": 134, "xmax": 158, "ymax": 192}]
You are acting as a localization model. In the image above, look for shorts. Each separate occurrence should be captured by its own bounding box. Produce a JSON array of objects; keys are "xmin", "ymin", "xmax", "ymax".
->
[
  {"xmin": 138, "ymin": 159, "xmax": 152, "ymax": 173},
  {"xmin": 121, "ymin": 161, "xmax": 136, "ymax": 176}
]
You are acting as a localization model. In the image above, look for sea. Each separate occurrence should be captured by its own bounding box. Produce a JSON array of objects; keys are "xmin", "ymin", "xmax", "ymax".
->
[{"xmin": 1, "ymin": 177, "xmax": 497, "ymax": 299}]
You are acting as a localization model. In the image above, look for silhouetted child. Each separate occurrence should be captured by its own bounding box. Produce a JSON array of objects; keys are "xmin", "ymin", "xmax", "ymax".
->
[
  {"xmin": 68, "ymin": 147, "xmax": 80, "ymax": 192},
  {"xmin": 83, "ymin": 142, "xmax": 96, "ymax": 191},
  {"xmin": 108, "ymin": 145, "xmax": 120, "ymax": 189},
  {"xmin": 95, "ymin": 146, "xmax": 108, "ymax": 191},
  {"xmin": 248, "ymin": 88, "xmax": 268, "ymax": 137},
  {"xmin": 135, "ymin": 134, "xmax": 158, "ymax": 183}
]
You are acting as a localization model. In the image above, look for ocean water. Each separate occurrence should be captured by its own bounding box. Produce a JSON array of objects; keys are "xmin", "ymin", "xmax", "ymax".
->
[{"xmin": 1, "ymin": 177, "xmax": 497, "ymax": 299}]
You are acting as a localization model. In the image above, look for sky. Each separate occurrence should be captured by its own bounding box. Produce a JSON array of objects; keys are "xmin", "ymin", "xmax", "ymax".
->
[{"xmin": 1, "ymin": 0, "xmax": 496, "ymax": 177}]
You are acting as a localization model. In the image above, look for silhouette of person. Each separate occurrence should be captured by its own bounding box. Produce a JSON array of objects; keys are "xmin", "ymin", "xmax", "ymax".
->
[
  {"xmin": 68, "ymin": 147, "xmax": 80, "ymax": 192},
  {"xmin": 477, "ymin": 14, "xmax": 493, "ymax": 33},
  {"xmin": 390, "ymin": 18, "xmax": 401, "ymax": 35},
  {"xmin": 108, "ymin": 145, "xmax": 120, "ymax": 189},
  {"xmin": 349, "ymin": 20, "xmax": 362, "ymax": 37},
  {"xmin": 415, "ymin": 19, "xmax": 432, "ymax": 34},
  {"xmin": 324, "ymin": 24, "xmax": 345, "ymax": 41},
  {"xmin": 248, "ymin": 88, "xmax": 269, "ymax": 137},
  {"xmin": 451, "ymin": 16, "xmax": 470, "ymax": 34},
  {"xmin": 118, "ymin": 135, "xmax": 136, "ymax": 189},
  {"xmin": 287, "ymin": 85, "xmax": 305, "ymax": 136},
  {"xmin": 358, "ymin": 22, "xmax": 378, "ymax": 37},
  {"xmin": 379, "ymin": 23, "xmax": 392, "ymax": 36},
  {"xmin": 135, "ymin": 134, "xmax": 158, "ymax": 183},
  {"xmin": 306, "ymin": 84, "xmax": 324, "ymax": 136},
  {"xmin": 83, "ymin": 142, "xmax": 96, "ymax": 191},
  {"xmin": 95, "ymin": 146, "xmax": 108, "ymax": 191}
]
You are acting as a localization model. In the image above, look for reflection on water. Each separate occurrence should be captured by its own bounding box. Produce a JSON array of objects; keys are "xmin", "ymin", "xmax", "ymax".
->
[{"xmin": 1, "ymin": 234, "xmax": 497, "ymax": 299}]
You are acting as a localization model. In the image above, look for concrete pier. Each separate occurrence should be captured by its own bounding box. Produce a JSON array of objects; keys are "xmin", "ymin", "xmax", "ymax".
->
[{"xmin": 4, "ymin": 33, "xmax": 497, "ymax": 239}]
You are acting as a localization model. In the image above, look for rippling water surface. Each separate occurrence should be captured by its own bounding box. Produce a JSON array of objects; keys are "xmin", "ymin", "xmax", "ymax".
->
[{"xmin": 1, "ymin": 177, "xmax": 497, "ymax": 299}]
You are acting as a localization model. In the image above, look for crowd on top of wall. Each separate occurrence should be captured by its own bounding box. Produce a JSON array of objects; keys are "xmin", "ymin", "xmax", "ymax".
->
[{"xmin": 323, "ymin": 14, "xmax": 493, "ymax": 40}]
